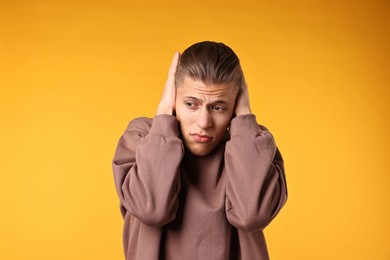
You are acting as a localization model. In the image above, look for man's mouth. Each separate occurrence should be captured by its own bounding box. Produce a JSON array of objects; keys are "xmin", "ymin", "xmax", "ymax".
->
[{"xmin": 190, "ymin": 133, "xmax": 213, "ymax": 143}]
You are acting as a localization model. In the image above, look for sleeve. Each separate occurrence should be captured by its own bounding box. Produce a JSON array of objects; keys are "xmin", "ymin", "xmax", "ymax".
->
[
  {"xmin": 112, "ymin": 115, "xmax": 184, "ymax": 228},
  {"xmin": 224, "ymin": 114, "xmax": 288, "ymax": 232}
]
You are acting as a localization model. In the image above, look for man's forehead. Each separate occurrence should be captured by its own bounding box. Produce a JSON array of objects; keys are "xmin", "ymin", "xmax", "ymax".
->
[{"xmin": 178, "ymin": 76, "xmax": 235, "ymax": 100}]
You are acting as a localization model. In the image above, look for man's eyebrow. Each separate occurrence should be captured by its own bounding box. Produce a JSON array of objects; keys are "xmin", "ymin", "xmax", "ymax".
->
[
  {"xmin": 213, "ymin": 100, "xmax": 229, "ymax": 105},
  {"xmin": 183, "ymin": 96, "xmax": 229, "ymax": 105}
]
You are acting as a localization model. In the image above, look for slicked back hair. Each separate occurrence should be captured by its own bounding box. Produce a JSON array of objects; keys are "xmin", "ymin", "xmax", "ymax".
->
[{"xmin": 175, "ymin": 41, "xmax": 243, "ymax": 93}]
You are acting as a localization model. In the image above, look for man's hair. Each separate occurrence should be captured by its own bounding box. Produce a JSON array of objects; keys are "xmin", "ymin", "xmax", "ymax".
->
[{"xmin": 175, "ymin": 41, "xmax": 243, "ymax": 92}]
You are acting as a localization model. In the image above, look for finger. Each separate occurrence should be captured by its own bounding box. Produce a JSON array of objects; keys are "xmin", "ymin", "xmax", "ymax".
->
[
  {"xmin": 241, "ymin": 73, "xmax": 248, "ymax": 90},
  {"xmin": 167, "ymin": 52, "xmax": 180, "ymax": 78},
  {"xmin": 163, "ymin": 52, "xmax": 180, "ymax": 94}
]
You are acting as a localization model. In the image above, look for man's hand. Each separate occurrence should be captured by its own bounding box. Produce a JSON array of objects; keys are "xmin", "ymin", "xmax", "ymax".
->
[
  {"xmin": 156, "ymin": 52, "xmax": 180, "ymax": 115},
  {"xmin": 234, "ymin": 76, "xmax": 252, "ymax": 116}
]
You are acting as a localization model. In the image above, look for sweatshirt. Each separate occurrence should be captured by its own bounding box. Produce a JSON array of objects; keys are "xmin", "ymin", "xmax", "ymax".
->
[{"xmin": 112, "ymin": 114, "xmax": 287, "ymax": 260}]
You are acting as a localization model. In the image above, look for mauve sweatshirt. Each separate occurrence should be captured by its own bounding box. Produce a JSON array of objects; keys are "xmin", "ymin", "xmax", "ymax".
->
[{"xmin": 112, "ymin": 114, "xmax": 287, "ymax": 260}]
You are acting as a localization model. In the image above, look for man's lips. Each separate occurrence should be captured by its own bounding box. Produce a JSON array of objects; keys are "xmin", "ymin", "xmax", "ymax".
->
[{"xmin": 190, "ymin": 133, "xmax": 213, "ymax": 143}]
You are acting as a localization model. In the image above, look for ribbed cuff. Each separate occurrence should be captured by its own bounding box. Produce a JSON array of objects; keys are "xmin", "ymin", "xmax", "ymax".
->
[
  {"xmin": 149, "ymin": 114, "xmax": 179, "ymax": 138},
  {"xmin": 229, "ymin": 114, "xmax": 260, "ymax": 137}
]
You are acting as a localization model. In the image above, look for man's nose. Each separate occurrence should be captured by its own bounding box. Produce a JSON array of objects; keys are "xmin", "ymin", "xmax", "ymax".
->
[{"xmin": 196, "ymin": 108, "xmax": 213, "ymax": 129}]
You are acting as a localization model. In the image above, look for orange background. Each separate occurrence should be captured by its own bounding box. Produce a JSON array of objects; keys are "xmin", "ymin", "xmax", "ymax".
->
[{"xmin": 1, "ymin": 0, "xmax": 389, "ymax": 259}]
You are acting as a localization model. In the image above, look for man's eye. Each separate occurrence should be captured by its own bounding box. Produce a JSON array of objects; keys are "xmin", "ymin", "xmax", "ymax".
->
[
  {"xmin": 212, "ymin": 105, "xmax": 225, "ymax": 111},
  {"xmin": 185, "ymin": 101, "xmax": 197, "ymax": 109}
]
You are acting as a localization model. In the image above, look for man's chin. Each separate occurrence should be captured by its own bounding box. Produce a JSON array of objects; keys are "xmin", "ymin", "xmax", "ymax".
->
[{"xmin": 185, "ymin": 143, "xmax": 215, "ymax": 157}]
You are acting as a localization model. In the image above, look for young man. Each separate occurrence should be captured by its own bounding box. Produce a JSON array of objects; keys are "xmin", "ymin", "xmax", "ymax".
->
[{"xmin": 112, "ymin": 41, "xmax": 287, "ymax": 260}]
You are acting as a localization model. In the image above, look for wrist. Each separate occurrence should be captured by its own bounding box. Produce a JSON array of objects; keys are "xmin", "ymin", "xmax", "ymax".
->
[
  {"xmin": 156, "ymin": 108, "xmax": 173, "ymax": 115},
  {"xmin": 156, "ymin": 104, "xmax": 174, "ymax": 115},
  {"xmin": 235, "ymin": 107, "xmax": 252, "ymax": 116}
]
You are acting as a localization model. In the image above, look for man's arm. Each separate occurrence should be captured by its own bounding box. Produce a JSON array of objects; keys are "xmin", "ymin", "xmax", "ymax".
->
[
  {"xmin": 112, "ymin": 53, "xmax": 184, "ymax": 228},
  {"xmin": 224, "ymin": 77, "xmax": 288, "ymax": 232}
]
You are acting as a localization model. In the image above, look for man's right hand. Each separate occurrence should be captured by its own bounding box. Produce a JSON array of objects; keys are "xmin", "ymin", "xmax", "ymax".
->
[{"xmin": 156, "ymin": 52, "xmax": 180, "ymax": 115}]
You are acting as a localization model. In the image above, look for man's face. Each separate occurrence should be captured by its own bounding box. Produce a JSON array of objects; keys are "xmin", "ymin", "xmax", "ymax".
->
[{"xmin": 175, "ymin": 76, "xmax": 237, "ymax": 156}]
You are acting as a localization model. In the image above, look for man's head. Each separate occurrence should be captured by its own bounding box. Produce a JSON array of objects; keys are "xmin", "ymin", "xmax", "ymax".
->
[
  {"xmin": 174, "ymin": 41, "xmax": 244, "ymax": 156},
  {"xmin": 175, "ymin": 41, "xmax": 243, "ymax": 92}
]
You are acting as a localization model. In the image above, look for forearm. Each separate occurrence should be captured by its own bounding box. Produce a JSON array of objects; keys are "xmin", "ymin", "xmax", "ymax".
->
[
  {"xmin": 113, "ymin": 115, "xmax": 184, "ymax": 227},
  {"xmin": 225, "ymin": 114, "xmax": 287, "ymax": 232}
]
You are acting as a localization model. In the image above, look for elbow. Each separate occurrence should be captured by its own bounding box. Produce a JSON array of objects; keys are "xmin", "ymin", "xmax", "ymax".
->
[
  {"xmin": 130, "ymin": 203, "xmax": 178, "ymax": 228},
  {"xmin": 136, "ymin": 210, "xmax": 176, "ymax": 228},
  {"xmin": 120, "ymin": 176, "xmax": 180, "ymax": 228},
  {"xmin": 227, "ymin": 212, "xmax": 273, "ymax": 232},
  {"xmin": 226, "ymin": 190, "xmax": 288, "ymax": 232}
]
